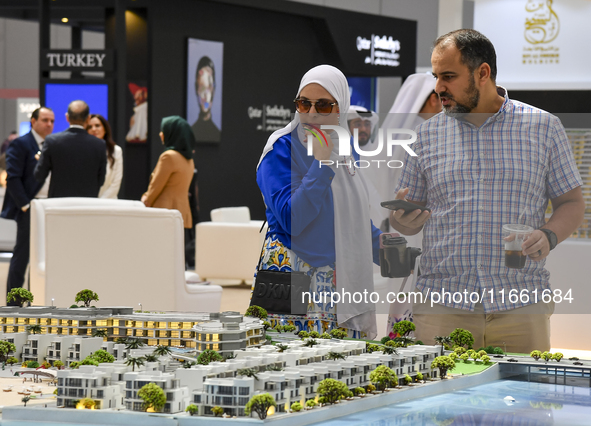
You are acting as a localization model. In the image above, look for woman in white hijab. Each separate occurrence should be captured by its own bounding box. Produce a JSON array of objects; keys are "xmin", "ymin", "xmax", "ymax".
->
[{"xmin": 255, "ymin": 65, "xmax": 382, "ymax": 339}]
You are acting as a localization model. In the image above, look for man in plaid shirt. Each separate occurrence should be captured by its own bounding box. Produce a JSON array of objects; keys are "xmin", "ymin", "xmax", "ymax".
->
[{"xmin": 390, "ymin": 29, "xmax": 584, "ymax": 353}]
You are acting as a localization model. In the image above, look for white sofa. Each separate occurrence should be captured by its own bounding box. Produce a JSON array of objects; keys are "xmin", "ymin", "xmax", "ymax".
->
[
  {"xmin": 196, "ymin": 207, "xmax": 267, "ymax": 284},
  {"xmin": 30, "ymin": 198, "xmax": 222, "ymax": 312}
]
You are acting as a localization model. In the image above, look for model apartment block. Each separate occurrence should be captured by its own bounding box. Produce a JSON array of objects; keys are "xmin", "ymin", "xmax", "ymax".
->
[
  {"xmin": 0, "ymin": 307, "xmax": 264, "ymax": 353},
  {"xmin": 123, "ymin": 370, "xmax": 190, "ymax": 413}
]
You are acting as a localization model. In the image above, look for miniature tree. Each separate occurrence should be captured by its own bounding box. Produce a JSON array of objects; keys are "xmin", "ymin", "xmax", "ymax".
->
[
  {"xmin": 380, "ymin": 336, "xmax": 392, "ymax": 344},
  {"xmin": 382, "ymin": 345, "xmax": 398, "ymax": 355},
  {"xmin": 454, "ymin": 346, "xmax": 467, "ymax": 355},
  {"xmin": 91, "ymin": 349, "xmax": 115, "ymax": 363},
  {"xmin": 79, "ymin": 398, "xmax": 96, "ymax": 409},
  {"xmin": 415, "ymin": 372, "xmax": 424, "ymax": 382},
  {"xmin": 26, "ymin": 360, "xmax": 40, "ymax": 368},
  {"xmin": 480, "ymin": 355, "xmax": 491, "ymax": 364},
  {"xmin": 53, "ymin": 360, "xmax": 64, "ymax": 369},
  {"xmin": 237, "ymin": 368, "xmax": 259, "ymax": 381},
  {"xmin": 329, "ymin": 329, "xmax": 347, "ymax": 339},
  {"xmin": 275, "ymin": 344, "xmax": 289, "ymax": 353},
  {"xmin": 366, "ymin": 343, "xmax": 381, "ymax": 353},
  {"xmin": 144, "ymin": 354, "xmax": 158, "ymax": 363},
  {"xmin": 27, "ymin": 324, "xmax": 42, "ymax": 334},
  {"xmin": 309, "ymin": 331, "xmax": 320, "ymax": 338},
  {"xmin": 385, "ymin": 340, "xmax": 399, "ymax": 348},
  {"xmin": 186, "ymin": 404, "xmax": 198, "ymax": 416},
  {"xmin": 0, "ymin": 340, "xmax": 17, "ymax": 364},
  {"xmin": 245, "ymin": 305, "xmax": 268, "ymax": 320},
  {"xmin": 553, "ymin": 352, "xmax": 564, "ymax": 362},
  {"xmin": 326, "ymin": 351, "xmax": 346, "ymax": 361},
  {"xmin": 434, "ymin": 336, "xmax": 452, "ymax": 354},
  {"xmin": 369, "ymin": 365, "xmax": 398, "ymax": 392},
  {"xmin": 262, "ymin": 321, "xmax": 272, "ymax": 332},
  {"xmin": 394, "ymin": 336, "xmax": 416, "ymax": 348},
  {"xmin": 125, "ymin": 338, "xmax": 146, "ymax": 350},
  {"xmin": 298, "ymin": 331, "xmax": 309, "ymax": 339},
  {"xmin": 6, "ymin": 356, "xmax": 19, "ymax": 366},
  {"xmin": 392, "ymin": 320, "xmax": 415, "ymax": 338},
  {"xmin": 274, "ymin": 325, "xmax": 284, "ymax": 333},
  {"xmin": 197, "ymin": 349, "xmax": 223, "ymax": 365},
  {"xmin": 291, "ymin": 401, "xmax": 302, "ymax": 412},
  {"xmin": 41, "ymin": 361, "xmax": 51, "ymax": 369},
  {"xmin": 304, "ymin": 339, "xmax": 318, "ymax": 348},
  {"xmin": 266, "ymin": 364, "xmax": 283, "ymax": 372},
  {"xmin": 466, "ymin": 349, "xmax": 477, "ymax": 360},
  {"xmin": 80, "ymin": 356, "xmax": 99, "ymax": 367},
  {"xmin": 541, "ymin": 351, "xmax": 553, "ymax": 362},
  {"xmin": 153, "ymin": 345, "xmax": 172, "ymax": 357},
  {"xmin": 366, "ymin": 383, "xmax": 376, "ymax": 393},
  {"xmin": 431, "ymin": 355, "xmax": 456, "ymax": 379},
  {"xmin": 478, "ymin": 350, "xmax": 487, "ymax": 358},
  {"xmin": 403, "ymin": 374, "xmax": 412, "ymax": 385},
  {"xmin": 69, "ymin": 361, "xmax": 80, "ymax": 369},
  {"xmin": 7, "ymin": 288, "xmax": 34, "ymax": 307},
  {"xmin": 316, "ymin": 378, "xmax": 349, "ymax": 404},
  {"xmin": 75, "ymin": 289, "xmax": 99, "ymax": 308},
  {"xmin": 306, "ymin": 399, "xmax": 318, "ymax": 408},
  {"xmin": 530, "ymin": 350, "xmax": 542, "ymax": 361},
  {"xmin": 211, "ymin": 406, "xmax": 224, "ymax": 417},
  {"xmin": 91, "ymin": 329, "xmax": 108, "ymax": 338},
  {"xmin": 244, "ymin": 393, "xmax": 276, "ymax": 420},
  {"xmin": 138, "ymin": 382, "xmax": 166, "ymax": 412},
  {"xmin": 283, "ymin": 324, "xmax": 296, "ymax": 333},
  {"xmin": 319, "ymin": 332, "xmax": 332, "ymax": 339},
  {"xmin": 115, "ymin": 337, "xmax": 129, "ymax": 345},
  {"xmin": 460, "ymin": 353, "xmax": 470, "ymax": 363},
  {"xmin": 125, "ymin": 356, "xmax": 145, "ymax": 372},
  {"xmin": 22, "ymin": 395, "xmax": 31, "ymax": 407},
  {"xmin": 449, "ymin": 328, "xmax": 474, "ymax": 349},
  {"xmin": 448, "ymin": 352, "xmax": 458, "ymax": 361},
  {"xmin": 493, "ymin": 347, "xmax": 504, "ymax": 355}
]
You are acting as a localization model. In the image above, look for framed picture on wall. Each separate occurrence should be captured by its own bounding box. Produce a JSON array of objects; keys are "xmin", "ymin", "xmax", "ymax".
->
[{"xmin": 186, "ymin": 38, "xmax": 224, "ymax": 143}]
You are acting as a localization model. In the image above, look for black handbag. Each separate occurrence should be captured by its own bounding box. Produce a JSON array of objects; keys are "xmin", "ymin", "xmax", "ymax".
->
[{"xmin": 249, "ymin": 224, "xmax": 310, "ymax": 315}]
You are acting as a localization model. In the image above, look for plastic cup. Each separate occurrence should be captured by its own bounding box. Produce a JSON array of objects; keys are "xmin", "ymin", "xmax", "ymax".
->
[{"xmin": 502, "ymin": 224, "xmax": 534, "ymax": 269}]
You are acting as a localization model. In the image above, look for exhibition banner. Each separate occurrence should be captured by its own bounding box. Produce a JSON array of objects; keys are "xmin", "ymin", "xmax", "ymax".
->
[{"xmin": 474, "ymin": 0, "xmax": 591, "ymax": 89}]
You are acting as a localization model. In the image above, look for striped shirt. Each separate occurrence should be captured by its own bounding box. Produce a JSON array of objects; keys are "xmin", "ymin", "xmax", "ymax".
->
[{"xmin": 396, "ymin": 87, "xmax": 583, "ymax": 312}]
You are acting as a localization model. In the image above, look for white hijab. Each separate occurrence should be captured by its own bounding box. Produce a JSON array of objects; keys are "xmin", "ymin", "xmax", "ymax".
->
[{"xmin": 257, "ymin": 65, "xmax": 376, "ymax": 338}]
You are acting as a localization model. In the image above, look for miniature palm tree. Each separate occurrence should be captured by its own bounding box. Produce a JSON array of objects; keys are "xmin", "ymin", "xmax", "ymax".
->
[
  {"xmin": 244, "ymin": 393, "xmax": 276, "ymax": 420},
  {"xmin": 138, "ymin": 383, "xmax": 166, "ymax": 412},
  {"xmin": 304, "ymin": 339, "xmax": 318, "ymax": 348},
  {"xmin": 125, "ymin": 356, "xmax": 145, "ymax": 372},
  {"xmin": 115, "ymin": 337, "xmax": 129, "ymax": 345},
  {"xmin": 186, "ymin": 404, "xmax": 198, "ymax": 416},
  {"xmin": 237, "ymin": 368, "xmax": 259, "ymax": 381},
  {"xmin": 153, "ymin": 345, "xmax": 172, "ymax": 357},
  {"xmin": 275, "ymin": 344, "xmax": 289, "ymax": 353},
  {"xmin": 22, "ymin": 395, "xmax": 30, "ymax": 407},
  {"xmin": 7, "ymin": 288, "xmax": 34, "ymax": 307},
  {"xmin": 266, "ymin": 364, "xmax": 283, "ymax": 371},
  {"xmin": 211, "ymin": 406, "xmax": 224, "ymax": 417},
  {"xmin": 326, "ymin": 351, "xmax": 346, "ymax": 361},
  {"xmin": 91, "ymin": 329, "xmax": 108, "ymax": 338},
  {"xmin": 1, "ymin": 341, "xmax": 19, "ymax": 363},
  {"xmin": 434, "ymin": 336, "xmax": 452, "ymax": 354},
  {"xmin": 381, "ymin": 345, "xmax": 398, "ymax": 355},
  {"xmin": 26, "ymin": 325, "xmax": 42, "ymax": 335},
  {"xmin": 369, "ymin": 365, "xmax": 398, "ymax": 392},
  {"xmin": 125, "ymin": 338, "xmax": 146, "ymax": 350},
  {"xmin": 144, "ymin": 354, "xmax": 158, "ymax": 363},
  {"xmin": 75, "ymin": 289, "xmax": 99, "ymax": 308}
]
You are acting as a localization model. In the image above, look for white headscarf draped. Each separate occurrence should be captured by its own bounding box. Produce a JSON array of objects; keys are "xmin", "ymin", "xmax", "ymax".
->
[
  {"xmin": 347, "ymin": 105, "xmax": 380, "ymax": 135},
  {"xmin": 257, "ymin": 65, "xmax": 376, "ymax": 338}
]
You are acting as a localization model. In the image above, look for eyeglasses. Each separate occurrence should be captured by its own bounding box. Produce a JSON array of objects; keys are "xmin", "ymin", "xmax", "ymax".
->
[{"xmin": 293, "ymin": 98, "xmax": 338, "ymax": 115}]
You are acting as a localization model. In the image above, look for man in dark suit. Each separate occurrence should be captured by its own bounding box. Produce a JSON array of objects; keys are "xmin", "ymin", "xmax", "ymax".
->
[
  {"xmin": 34, "ymin": 100, "xmax": 106, "ymax": 198},
  {"xmin": 1, "ymin": 107, "xmax": 55, "ymax": 303}
]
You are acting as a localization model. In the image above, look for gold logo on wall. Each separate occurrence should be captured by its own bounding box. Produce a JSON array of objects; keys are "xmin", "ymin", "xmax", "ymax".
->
[{"xmin": 524, "ymin": 0, "xmax": 560, "ymax": 44}]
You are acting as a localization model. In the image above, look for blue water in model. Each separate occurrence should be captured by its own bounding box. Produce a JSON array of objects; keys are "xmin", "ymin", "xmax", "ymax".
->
[{"xmin": 311, "ymin": 380, "xmax": 591, "ymax": 426}]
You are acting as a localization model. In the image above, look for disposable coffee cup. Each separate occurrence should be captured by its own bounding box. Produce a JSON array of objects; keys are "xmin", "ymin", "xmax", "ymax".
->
[{"xmin": 502, "ymin": 224, "xmax": 534, "ymax": 269}]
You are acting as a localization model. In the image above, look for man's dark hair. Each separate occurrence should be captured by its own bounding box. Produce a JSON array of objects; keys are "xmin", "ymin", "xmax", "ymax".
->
[
  {"xmin": 434, "ymin": 29, "xmax": 497, "ymax": 82},
  {"xmin": 31, "ymin": 106, "xmax": 53, "ymax": 122},
  {"xmin": 196, "ymin": 56, "xmax": 215, "ymax": 85},
  {"xmin": 67, "ymin": 100, "xmax": 90, "ymax": 123}
]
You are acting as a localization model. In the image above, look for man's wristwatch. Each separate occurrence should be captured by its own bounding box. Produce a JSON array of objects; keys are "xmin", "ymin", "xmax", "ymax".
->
[{"xmin": 539, "ymin": 228, "xmax": 558, "ymax": 251}]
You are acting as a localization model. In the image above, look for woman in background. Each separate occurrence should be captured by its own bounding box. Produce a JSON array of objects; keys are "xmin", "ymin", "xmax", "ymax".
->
[
  {"xmin": 141, "ymin": 116, "xmax": 195, "ymax": 230},
  {"xmin": 87, "ymin": 114, "xmax": 123, "ymax": 199}
]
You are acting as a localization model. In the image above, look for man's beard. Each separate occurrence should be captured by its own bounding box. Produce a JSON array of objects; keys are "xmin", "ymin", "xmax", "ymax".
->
[
  {"xmin": 357, "ymin": 133, "xmax": 370, "ymax": 146},
  {"xmin": 441, "ymin": 76, "xmax": 480, "ymax": 119}
]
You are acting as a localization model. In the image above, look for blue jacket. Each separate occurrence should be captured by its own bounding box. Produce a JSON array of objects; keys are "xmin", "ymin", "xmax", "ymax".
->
[
  {"xmin": 257, "ymin": 131, "xmax": 381, "ymax": 267},
  {"xmin": 1, "ymin": 132, "xmax": 45, "ymax": 220}
]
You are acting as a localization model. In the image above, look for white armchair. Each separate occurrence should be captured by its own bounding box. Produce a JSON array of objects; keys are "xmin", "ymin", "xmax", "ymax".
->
[
  {"xmin": 30, "ymin": 198, "xmax": 222, "ymax": 312},
  {"xmin": 196, "ymin": 207, "xmax": 267, "ymax": 284}
]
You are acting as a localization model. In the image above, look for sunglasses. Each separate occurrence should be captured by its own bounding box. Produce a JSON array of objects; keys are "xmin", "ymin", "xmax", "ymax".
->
[{"xmin": 293, "ymin": 98, "xmax": 338, "ymax": 115}]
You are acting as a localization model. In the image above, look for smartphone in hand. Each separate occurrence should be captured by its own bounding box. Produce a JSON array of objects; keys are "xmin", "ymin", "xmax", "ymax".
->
[{"xmin": 381, "ymin": 199, "xmax": 431, "ymax": 213}]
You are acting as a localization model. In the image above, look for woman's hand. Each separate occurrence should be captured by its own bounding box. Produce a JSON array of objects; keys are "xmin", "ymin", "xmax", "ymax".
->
[
  {"xmin": 140, "ymin": 194, "xmax": 148, "ymax": 205},
  {"xmin": 303, "ymin": 124, "xmax": 333, "ymax": 162}
]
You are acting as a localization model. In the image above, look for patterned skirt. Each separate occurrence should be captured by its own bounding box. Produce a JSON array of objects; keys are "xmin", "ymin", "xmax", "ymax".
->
[{"xmin": 251, "ymin": 234, "xmax": 366, "ymax": 339}]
